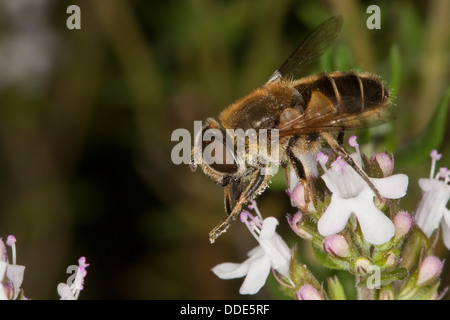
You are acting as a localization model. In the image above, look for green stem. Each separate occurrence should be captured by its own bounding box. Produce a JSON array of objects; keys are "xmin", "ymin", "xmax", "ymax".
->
[{"xmin": 356, "ymin": 275, "xmax": 374, "ymax": 300}]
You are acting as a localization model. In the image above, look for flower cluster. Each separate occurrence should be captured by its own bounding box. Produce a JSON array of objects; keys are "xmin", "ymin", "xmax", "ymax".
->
[
  {"xmin": 315, "ymin": 145, "xmax": 408, "ymax": 245},
  {"xmin": 211, "ymin": 135, "xmax": 449, "ymax": 300},
  {"xmin": 0, "ymin": 235, "xmax": 88, "ymax": 300}
]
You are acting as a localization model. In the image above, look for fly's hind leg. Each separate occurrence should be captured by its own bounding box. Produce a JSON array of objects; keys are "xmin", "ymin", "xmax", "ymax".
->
[
  {"xmin": 286, "ymin": 138, "xmax": 307, "ymax": 181},
  {"xmin": 284, "ymin": 136, "xmax": 317, "ymax": 208}
]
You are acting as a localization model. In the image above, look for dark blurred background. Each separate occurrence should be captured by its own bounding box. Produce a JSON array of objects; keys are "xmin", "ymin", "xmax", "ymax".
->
[{"xmin": 0, "ymin": 0, "xmax": 448, "ymax": 299}]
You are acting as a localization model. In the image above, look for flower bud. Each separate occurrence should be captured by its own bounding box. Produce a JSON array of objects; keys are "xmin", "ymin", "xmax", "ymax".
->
[
  {"xmin": 417, "ymin": 256, "xmax": 444, "ymax": 286},
  {"xmin": 353, "ymin": 256, "xmax": 371, "ymax": 274},
  {"xmin": 296, "ymin": 284, "xmax": 323, "ymax": 300},
  {"xmin": 384, "ymin": 253, "xmax": 398, "ymax": 268},
  {"xmin": 371, "ymin": 153, "xmax": 394, "ymax": 177},
  {"xmin": 393, "ymin": 211, "xmax": 413, "ymax": 239},
  {"xmin": 288, "ymin": 183, "xmax": 306, "ymax": 208},
  {"xmin": 323, "ymin": 234, "xmax": 350, "ymax": 258},
  {"xmin": 379, "ymin": 285, "xmax": 395, "ymax": 300},
  {"xmin": 287, "ymin": 212, "xmax": 313, "ymax": 240}
]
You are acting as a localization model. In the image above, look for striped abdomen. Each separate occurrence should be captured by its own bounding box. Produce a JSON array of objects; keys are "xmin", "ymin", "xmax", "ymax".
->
[{"xmin": 293, "ymin": 71, "xmax": 390, "ymax": 115}]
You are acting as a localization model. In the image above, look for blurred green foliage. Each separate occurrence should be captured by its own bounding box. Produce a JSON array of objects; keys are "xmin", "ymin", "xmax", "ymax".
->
[{"xmin": 0, "ymin": 0, "xmax": 448, "ymax": 299}]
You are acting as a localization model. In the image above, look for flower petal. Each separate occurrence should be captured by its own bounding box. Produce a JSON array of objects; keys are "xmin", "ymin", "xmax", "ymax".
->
[
  {"xmin": 288, "ymin": 168, "xmax": 299, "ymax": 192},
  {"xmin": 260, "ymin": 235, "xmax": 291, "ymax": 278},
  {"xmin": 6, "ymin": 264, "xmax": 25, "ymax": 300},
  {"xmin": 415, "ymin": 180, "xmax": 449, "ymax": 237},
  {"xmin": 57, "ymin": 283, "xmax": 75, "ymax": 300},
  {"xmin": 418, "ymin": 178, "xmax": 440, "ymax": 193},
  {"xmin": 0, "ymin": 261, "xmax": 6, "ymax": 279},
  {"xmin": 211, "ymin": 246, "xmax": 264, "ymax": 279},
  {"xmin": 0, "ymin": 261, "xmax": 7, "ymax": 300},
  {"xmin": 239, "ymin": 254, "xmax": 271, "ymax": 295},
  {"xmin": 322, "ymin": 166, "xmax": 366, "ymax": 199},
  {"xmin": 441, "ymin": 208, "xmax": 450, "ymax": 250},
  {"xmin": 318, "ymin": 194, "xmax": 352, "ymax": 237},
  {"xmin": 258, "ymin": 218, "xmax": 291, "ymax": 278},
  {"xmin": 370, "ymin": 174, "xmax": 408, "ymax": 199},
  {"xmin": 352, "ymin": 189, "xmax": 395, "ymax": 245}
]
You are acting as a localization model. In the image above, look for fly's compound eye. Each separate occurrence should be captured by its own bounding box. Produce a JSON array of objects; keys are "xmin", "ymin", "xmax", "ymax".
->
[{"xmin": 202, "ymin": 128, "xmax": 238, "ymax": 174}]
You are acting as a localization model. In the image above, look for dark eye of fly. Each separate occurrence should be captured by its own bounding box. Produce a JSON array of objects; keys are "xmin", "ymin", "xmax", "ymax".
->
[{"xmin": 202, "ymin": 134, "xmax": 238, "ymax": 174}]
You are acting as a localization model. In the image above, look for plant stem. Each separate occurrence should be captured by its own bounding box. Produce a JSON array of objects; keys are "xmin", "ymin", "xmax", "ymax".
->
[{"xmin": 356, "ymin": 276, "xmax": 374, "ymax": 300}]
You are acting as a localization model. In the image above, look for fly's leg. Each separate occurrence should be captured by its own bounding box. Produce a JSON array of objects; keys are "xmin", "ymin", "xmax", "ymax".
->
[{"xmin": 209, "ymin": 166, "xmax": 270, "ymax": 243}]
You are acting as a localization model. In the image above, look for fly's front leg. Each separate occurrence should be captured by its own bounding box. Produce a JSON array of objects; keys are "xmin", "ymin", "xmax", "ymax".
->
[
  {"xmin": 224, "ymin": 185, "xmax": 232, "ymax": 215},
  {"xmin": 209, "ymin": 166, "xmax": 269, "ymax": 243}
]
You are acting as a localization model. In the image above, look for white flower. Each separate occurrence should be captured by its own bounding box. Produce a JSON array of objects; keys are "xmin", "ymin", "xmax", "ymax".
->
[
  {"xmin": 0, "ymin": 235, "xmax": 25, "ymax": 300},
  {"xmin": 317, "ymin": 137, "xmax": 409, "ymax": 245},
  {"xmin": 0, "ymin": 261, "xmax": 8, "ymax": 300},
  {"xmin": 211, "ymin": 201, "xmax": 291, "ymax": 295},
  {"xmin": 58, "ymin": 257, "xmax": 89, "ymax": 300},
  {"xmin": 442, "ymin": 208, "xmax": 450, "ymax": 250},
  {"xmin": 415, "ymin": 150, "xmax": 450, "ymax": 248}
]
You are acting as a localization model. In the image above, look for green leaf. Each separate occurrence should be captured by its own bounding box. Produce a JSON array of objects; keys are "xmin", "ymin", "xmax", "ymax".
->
[
  {"xmin": 289, "ymin": 245, "xmax": 321, "ymax": 289},
  {"xmin": 327, "ymin": 276, "xmax": 347, "ymax": 300},
  {"xmin": 398, "ymin": 275, "xmax": 441, "ymax": 300},
  {"xmin": 399, "ymin": 226, "xmax": 430, "ymax": 271},
  {"xmin": 395, "ymin": 87, "xmax": 450, "ymax": 166},
  {"xmin": 384, "ymin": 267, "xmax": 408, "ymax": 283},
  {"xmin": 357, "ymin": 267, "xmax": 408, "ymax": 287},
  {"xmin": 410, "ymin": 281, "xmax": 441, "ymax": 300}
]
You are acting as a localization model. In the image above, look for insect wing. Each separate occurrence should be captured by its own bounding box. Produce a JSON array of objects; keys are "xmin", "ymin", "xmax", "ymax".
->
[
  {"xmin": 278, "ymin": 91, "xmax": 392, "ymax": 137},
  {"xmin": 268, "ymin": 16, "xmax": 343, "ymax": 83}
]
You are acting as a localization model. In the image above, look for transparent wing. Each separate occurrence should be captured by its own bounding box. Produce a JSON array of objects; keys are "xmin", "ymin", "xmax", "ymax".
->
[
  {"xmin": 277, "ymin": 91, "xmax": 392, "ymax": 137},
  {"xmin": 268, "ymin": 16, "xmax": 343, "ymax": 83}
]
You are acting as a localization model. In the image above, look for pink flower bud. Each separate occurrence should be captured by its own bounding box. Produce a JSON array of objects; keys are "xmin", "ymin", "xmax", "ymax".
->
[
  {"xmin": 371, "ymin": 153, "xmax": 394, "ymax": 177},
  {"xmin": 288, "ymin": 183, "xmax": 306, "ymax": 208},
  {"xmin": 287, "ymin": 212, "xmax": 313, "ymax": 240},
  {"xmin": 393, "ymin": 211, "xmax": 413, "ymax": 239},
  {"xmin": 296, "ymin": 284, "xmax": 323, "ymax": 300},
  {"xmin": 323, "ymin": 234, "xmax": 350, "ymax": 258},
  {"xmin": 417, "ymin": 256, "xmax": 444, "ymax": 286},
  {"xmin": 384, "ymin": 253, "xmax": 398, "ymax": 268}
]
